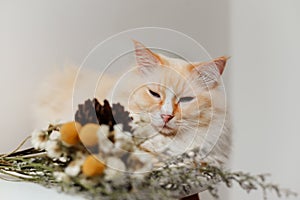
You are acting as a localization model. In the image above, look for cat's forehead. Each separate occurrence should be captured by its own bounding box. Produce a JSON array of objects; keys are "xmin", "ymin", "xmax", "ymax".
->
[
  {"xmin": 141, "ymin": 54, "xmax": 203, "ymax": 95},
  {"xmin": 146, "ymin": 68, "xmax": 196, "ymax": 95},
  {"xmin": 158, "ymin": 54, "xmax": 190, "ymax": 68}
]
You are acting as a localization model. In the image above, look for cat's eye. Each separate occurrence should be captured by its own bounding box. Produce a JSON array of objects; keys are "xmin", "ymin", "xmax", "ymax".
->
[
  {"xmin": 178, "ymin": 96, "xmax": 195, "ymax": 103},
  {"xmin": 148, "ymin": 89, "xmax": 161, "ymax": 98}
]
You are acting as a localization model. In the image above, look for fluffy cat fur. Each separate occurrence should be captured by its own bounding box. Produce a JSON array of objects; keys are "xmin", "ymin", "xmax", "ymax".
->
[{"xmin": 34, "ymin": 41, "xmax": 231, "ymax": 166}]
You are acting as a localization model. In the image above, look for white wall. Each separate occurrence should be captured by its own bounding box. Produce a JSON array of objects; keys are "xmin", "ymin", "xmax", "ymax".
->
[
  {"xmin": 229, "ymin": 0, "xmax": 300, "ymax": 199},
  {"xmin": 0, "ymin": 1, "xmax": 229, "ymax": 199}
]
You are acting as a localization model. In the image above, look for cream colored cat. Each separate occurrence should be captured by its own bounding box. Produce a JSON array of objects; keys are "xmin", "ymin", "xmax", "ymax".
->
[{"xmin": 34, "ymin": 40, "xmax": 231, "ymax": 165}]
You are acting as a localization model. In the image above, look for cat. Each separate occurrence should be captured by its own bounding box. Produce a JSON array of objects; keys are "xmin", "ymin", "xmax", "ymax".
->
[{"xmin": 34, "ymin": 40, "xmax": 231, "ymax": 166}]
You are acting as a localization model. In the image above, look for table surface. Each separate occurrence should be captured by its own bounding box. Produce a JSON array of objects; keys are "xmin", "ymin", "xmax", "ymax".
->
[
  {"xmin": 1, "ymin": 180, "xmax": 202, "ymax": 200},
  {"xmin": 0, "ymin": 180, "xmax": 83, "ymax": 200}
]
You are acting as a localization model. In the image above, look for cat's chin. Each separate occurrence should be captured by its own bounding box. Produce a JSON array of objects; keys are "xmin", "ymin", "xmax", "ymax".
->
[{"xmin": 155, "ymin": 126, "xmax": 177, "ymax": 137}]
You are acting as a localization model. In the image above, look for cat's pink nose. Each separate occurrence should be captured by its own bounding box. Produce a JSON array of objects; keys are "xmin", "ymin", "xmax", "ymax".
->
[{"xmin": 161, "ymin": 114, "xmax": 174, "ymax": 123}]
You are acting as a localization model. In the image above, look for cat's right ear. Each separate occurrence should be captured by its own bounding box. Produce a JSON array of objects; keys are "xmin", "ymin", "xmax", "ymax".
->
[{"xmin": 133, "ymin": 40, "xmax": 161, "ymax": 73}]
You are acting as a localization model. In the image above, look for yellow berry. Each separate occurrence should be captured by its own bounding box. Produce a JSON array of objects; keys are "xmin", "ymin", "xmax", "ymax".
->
[
  {"xmin": 60, "ymin": 121, "xmax": 82, "ymax": 146},
  {"xmin": 82, "ymin": 154, "xmax": 105, "ymax": 177},
  {"xmin": 79, "ymin": 123, "xmax": 100, "ymax": 147}
]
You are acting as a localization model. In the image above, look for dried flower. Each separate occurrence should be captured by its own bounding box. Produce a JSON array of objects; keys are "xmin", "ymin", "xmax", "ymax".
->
[
  {"xmin": 82, "ymin": 154, "xmax": 106, "ymax": 177},
  {"xmin": 49, "ymin": 130, "xmax": 61, "ymax": 140},
  {"xmin": 97, "ymin": 125, "xmax": 113, "ymax": 154},
  {"xmin": 1, "ymin": 99, "xmax": 297, "ymax": 200},
  {"xmin": 31, "ymin": 130, "xmax": 48, "ymax": 150},
  {"xmin": 65, "ymin": 152, "xmax": 86, "ymax": 177},
  {"xmin": 127, "ymin": 151, "xmax": 155, "ymax": 173},
  {"xmin": 79, "ymin": 123, "xmax": 100, "ymax": 147},
  {"xmin": 45, "ymin": 140, "xmax": 63, "ymax": 158},
  {"xmin": 53, "ymin": 172, "xmax": 70, "ymax": 183},
  {"xmin": 104, "ymin": 157, "xmax": 126, "ymax": 181},
  {"xmin": 65, "ymin": 160, "xmax": 83, "ymax": 177},
  {"xmin": 113, "ymin": 124, "xmax": 134, "ymax": 152},
  {"xmin": 60, "ymin": 121, "xmax": 82, "ymax": 146}
]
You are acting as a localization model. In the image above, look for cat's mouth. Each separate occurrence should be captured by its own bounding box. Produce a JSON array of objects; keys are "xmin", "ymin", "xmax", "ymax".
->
[
  {"xmin": 163, "ymin": 124, "xmax": 173, "ymax": 130},
  {"xmin": 156, "ymin": 124, "xmax": 177, "ymax": 137}
]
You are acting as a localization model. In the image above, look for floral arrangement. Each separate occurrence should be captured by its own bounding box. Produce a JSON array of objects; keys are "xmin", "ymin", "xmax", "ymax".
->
[{"xmin": 0, "ymin": 99, "xmax": 297, "ymax": 200}]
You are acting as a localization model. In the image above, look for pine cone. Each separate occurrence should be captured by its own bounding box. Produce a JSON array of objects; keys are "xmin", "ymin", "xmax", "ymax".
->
[
  {"xmin": 112, "ymin": 103, "xmax": 132, "ymax": 132},
  {"xmin": 75, "ymin": 99, "xmax": 98, "ymax": 125},
  {"xmin": 94, "ymin": 99, "xmax": 115, "ymax": 131},
  {"xmin": 75, "ymin": 98, "xmax": 132, "ymax": 132}
]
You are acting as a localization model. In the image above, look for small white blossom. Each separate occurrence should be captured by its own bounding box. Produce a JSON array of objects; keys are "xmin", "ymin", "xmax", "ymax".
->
[
  {"xmin": 114, "ymin": 124, "xmax": 134, "ymax": 151},
  {"xmin": 138, "ymin": 134, "xmax": 171, "ymax": 154},
  {"xmin": 104, "ymin": 157, "xmax": 126, "ymax": 181},
  {"xmin": 49, "ymin": 131, "xmax": 61, "ymax": 140},
  {"xmin": 80, "ymin": 177, "xmax": 98, "ymax": 187},
  {"xmin": 127, "ymin": 151, "xmax": 154, "ymax": 173},
  {"xmin": 58, "ymin": 156, "xmax": 68, "ymax": 163},
  {"xmin": 31, "ymin": 130, "xmax": 48, "ymax": 150},
  {"xmin": 169, "ymin": 164, "xmax": 177, "ymax": 168},
  {"xmin": 106, "ymin": 157, "xmax": 126, "ymax": 171},
  {"xmin": 114, "ymin": 124, "xmax": 127, "ymax": 140},
  {"xmin": 45, "ymin": 140, "xmax": 63, "ymax": 158},
  {"xmin": 113, "ymin": 129, "xmax": 134, "ymax": 153},
  {"xmin": 65, "ymin": 161, "xmax": 81, "ymax": 177},
  {"xmin": 97, "ymin": 125, "xmax": 114, "ymax": 154},
  {"xmin": 64, "ymin": 156, "xmax": 85, "ymax": 177},
  {"xmin": 187, "ymin": 151, "xmax": 195, "ymax": 158},
  {"xmin": 53, "ymin": 172, "xmax": 70, "ymax": 183},
  {"xmin": 177, "ymin": 162, "xmax": 186, "ymax": 167}
]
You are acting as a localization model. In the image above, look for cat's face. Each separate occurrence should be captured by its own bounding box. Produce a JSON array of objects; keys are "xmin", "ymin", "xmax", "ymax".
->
[
  {"xmin": 127, "ymin": 41, "xmax": 227, "ymax": 136},
  {"xmin": 128, "ymin": 67, "xmax": 210, "ymax": 136}
]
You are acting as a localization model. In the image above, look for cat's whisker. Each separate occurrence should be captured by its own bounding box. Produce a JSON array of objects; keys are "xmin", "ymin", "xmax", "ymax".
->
[
  {"xmin": 178, "ymin": 125, "xmax": 197, "ymax": 133},
  {"xmin": 177, "ymin": 119, "xmax": 200, "ymax": 124},
  {"xmin": 176, "ymin": 121, "xmax": 198, "ymax": 129}
]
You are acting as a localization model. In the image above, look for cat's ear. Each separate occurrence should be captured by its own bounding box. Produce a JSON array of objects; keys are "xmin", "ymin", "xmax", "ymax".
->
[
  {"xmin": 191, "ymin": 56, "xmax": 229, "ymax": 87},
  {"xmin": 133, "ymin": 40, "xmax": 162, "ymax": 72}
]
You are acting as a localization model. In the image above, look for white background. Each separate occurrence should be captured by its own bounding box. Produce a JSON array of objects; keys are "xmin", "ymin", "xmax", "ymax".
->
[{"xmin": 0, "ymin": 1, "xmax": 299, "ymax": 199}]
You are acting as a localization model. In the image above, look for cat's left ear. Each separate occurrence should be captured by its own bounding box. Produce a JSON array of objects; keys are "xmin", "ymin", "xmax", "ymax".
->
[
  {"xmin": 133, "ymin": 40, "xmax": 162, "ymax": 73},
  {"xmin": 191, "ymin": 56, "xmax": 229, "ymax": 87}
]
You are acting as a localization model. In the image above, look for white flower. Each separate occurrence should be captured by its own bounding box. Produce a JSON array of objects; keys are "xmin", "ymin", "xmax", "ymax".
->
[
  {"xmin": 138, "ymin": 133, "xmax": 171, "ymax": 154},
  {"xmin": 45, "ymin": 140, "xmax": 63, "ymax": 158},
  {"xmin": 187, "ymin": 151, "xmax": 195, "ymax": 158},
  {"xmin": 53, "ymin": 172, "xmax": 70, "ymax": 183},
  {"xmin": 132, "ymin": 123, "xmax": 156, "ymax": 145},
  {"xmin": 97, "ymin": 125, "xmax": 114, "ymax": 154},
  {"xmin": 31, "ymin": 130, "xmax": 48, "ymax": 150},
  {"xmin": 114, "ymin": 125, "xmax": 132, "ymax": 142},
  {"xmin": 106, "ymin": 157, "xmax": 126, "ymax": 171},
  {"xmin": 80, "ymin": 177, "xmax": 97, "ymax": 187},
  {"xmin": 113, "ymin": 124, "xmax": 134, "ymax": 152},
  {"xmin": 65, "ymin": 161, "xmax": 81, "ymax": 177},
  {"xmin": 64, "ymin": 155, "xmax": 85, "ymax": 177},
  {"xmin": 127, "ymin": 151, "xmax": 155, "ymax": 173},
  {"xmin": 104, "ymin": 157, "xmax": 126, "ymax": 181},
  {"xmin": 49, "ymin": 130, "xmax": 61, "ymax": 140},
  {"xmin": 177, "ymin": 162, "xmax": 186, "ymax": 167},
  {"xmin": 58, "ymin": 156, "xmax": 68, "ymax": 163}
]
